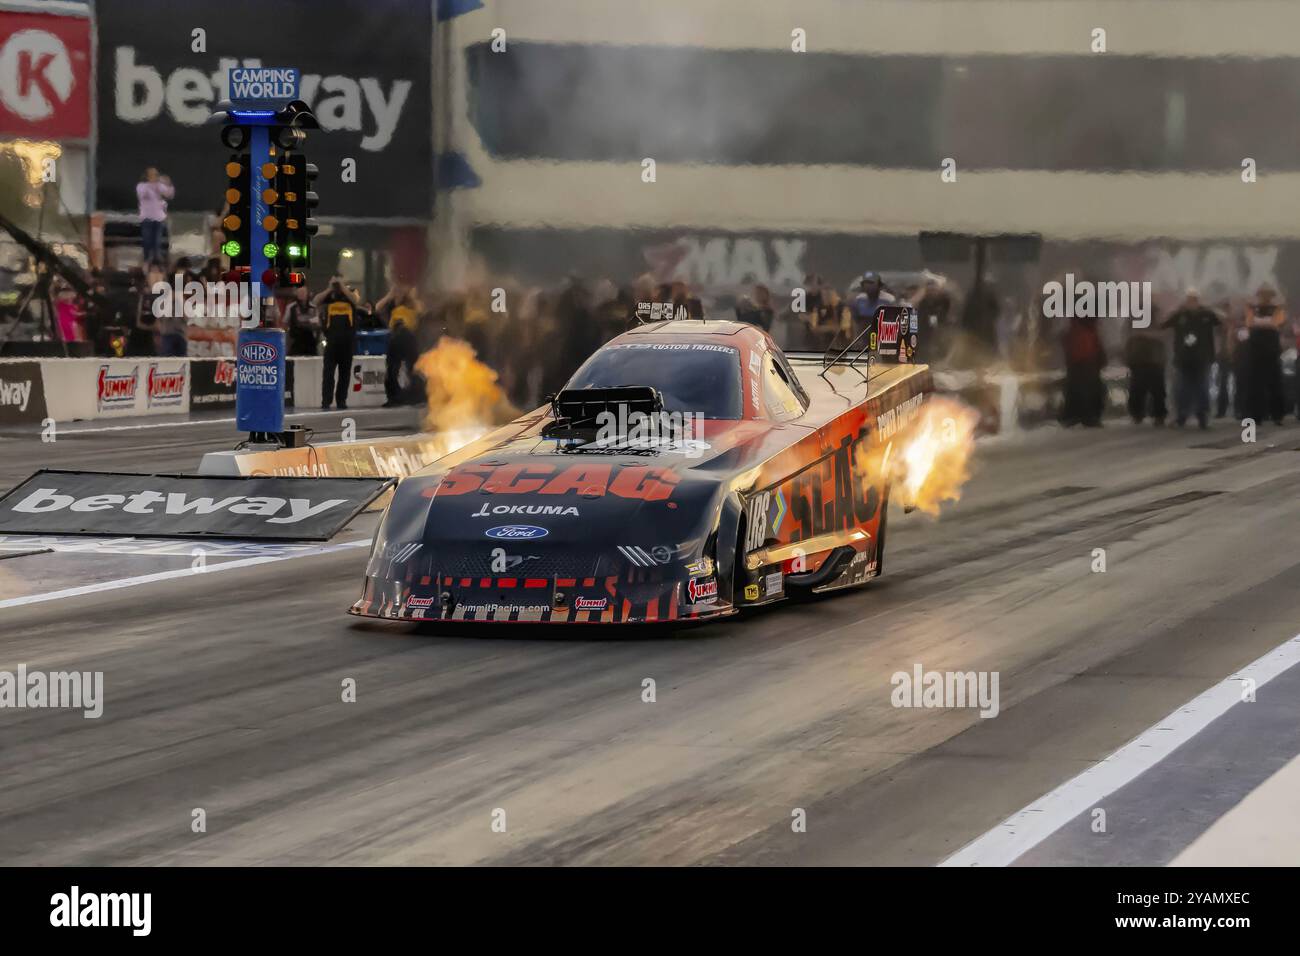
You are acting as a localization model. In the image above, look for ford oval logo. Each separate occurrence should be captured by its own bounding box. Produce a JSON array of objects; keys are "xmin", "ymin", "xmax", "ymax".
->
[
  {"xmin": 239, "ymin": 342, "xmax": 278, "ymax": 364},
  {"xmin": 485, "ymin": 525, "xmax": 548, "ymax": 540}
]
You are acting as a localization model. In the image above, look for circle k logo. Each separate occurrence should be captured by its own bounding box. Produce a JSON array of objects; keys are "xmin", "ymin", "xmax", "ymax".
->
[{"xmin": 0, "ymin": 29, "xmax": 73, "ymax": 121}]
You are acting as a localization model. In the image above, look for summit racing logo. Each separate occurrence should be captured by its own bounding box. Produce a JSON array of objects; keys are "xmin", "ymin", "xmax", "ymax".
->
[
  {"xmin": 146, "ymin": 364, "xmax": 186, "ymax": 407},
  {"xmin": 878, "ymin": 316, "xmax": 899, "ymax": 346},
  {"xmin": 97, "ymin": 365, "xmax": 138, "ymax": 409},
  {"xmin": 687, "ymin": 576, "xmax": 718, "ymax": 604}
]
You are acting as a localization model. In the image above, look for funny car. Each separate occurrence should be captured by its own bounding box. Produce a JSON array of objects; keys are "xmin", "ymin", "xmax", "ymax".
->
[{"xmin": 351, "ymin": 308, "xmax": 931, "ymax": 623}]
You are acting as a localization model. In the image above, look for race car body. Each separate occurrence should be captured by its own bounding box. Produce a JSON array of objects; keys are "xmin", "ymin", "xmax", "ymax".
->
[{"xmin": 351, "ymin": 310, "xmax": 931, "ymax": 624}]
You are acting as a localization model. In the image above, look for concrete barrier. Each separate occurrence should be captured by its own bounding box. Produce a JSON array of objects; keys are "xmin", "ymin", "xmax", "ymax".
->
[{"xmin": 0, "ymin": 354, "xmax": 388, "ymax": 423}]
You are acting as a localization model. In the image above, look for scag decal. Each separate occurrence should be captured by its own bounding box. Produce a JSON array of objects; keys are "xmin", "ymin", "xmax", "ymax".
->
[{"xmin": 435, "ymin": 463, "xmax": 680, "ymax": 501}]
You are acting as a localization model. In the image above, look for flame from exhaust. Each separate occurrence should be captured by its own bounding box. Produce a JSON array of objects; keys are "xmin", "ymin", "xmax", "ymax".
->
[
  {"xmin": 413, "ymin": 337, "xmax": 511, "ymax": 445},
  {"xmin": 856, "ymin": 397, "xmax": 980, "ymax": 517}
]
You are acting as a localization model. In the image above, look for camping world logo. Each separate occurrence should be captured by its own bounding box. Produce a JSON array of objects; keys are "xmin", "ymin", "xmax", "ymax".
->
[{"xmin": 96, "ymin": 366, "xmax": 137, "ymax": 409}]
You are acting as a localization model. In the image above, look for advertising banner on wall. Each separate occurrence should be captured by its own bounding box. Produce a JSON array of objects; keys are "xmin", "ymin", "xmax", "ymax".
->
[
  {"xmin": 0, "ymin": 360, "xmax": 48, "ymax": 425},
  {"xmin": 0, "ymin": 8, "xmax": 91, "ymax": 140},
  {"xmin": 94, "ymin": 0, "xmax": 432, "ymax": 219}
]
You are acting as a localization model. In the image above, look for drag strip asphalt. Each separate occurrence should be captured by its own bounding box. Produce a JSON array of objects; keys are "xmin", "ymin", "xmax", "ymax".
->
[{"xmin": 1, "ymin": 417, "xmax": 1298, "ymax": 864}]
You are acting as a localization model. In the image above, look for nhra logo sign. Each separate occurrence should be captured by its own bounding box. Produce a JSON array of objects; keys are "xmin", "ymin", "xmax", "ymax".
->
[
  {"xmin": 97, "ymin": 365, "xmax": 138, "ymax": 409},
  {"xmin": 239, "ymin": 342, "xmax": 278, "ymax": 364},
  {"xmin": 146, "ymin": 363, "xmax": 186, "ymax": 407}
]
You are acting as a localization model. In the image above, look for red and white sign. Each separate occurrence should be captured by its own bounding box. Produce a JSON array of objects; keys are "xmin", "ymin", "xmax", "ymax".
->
[
  {"xmin": 0, "ymin": 10, "xmax": 91, "ymax": 140},
  {"xmin": 878, "ymin": 317, "xmax": 900, "ymax": 346},
  {"xmin": 146, "ymin": 363, "xmax": 187, "ymax": 407}
]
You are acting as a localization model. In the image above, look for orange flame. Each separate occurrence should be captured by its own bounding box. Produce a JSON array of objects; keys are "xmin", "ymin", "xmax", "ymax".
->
[
  {"xmin": 413, "ymin": 337, "xmax": 514, "ymax": 443},
  {"xmin": 856, "ymin": 396, "xmax": 979, "ymax": 517}
]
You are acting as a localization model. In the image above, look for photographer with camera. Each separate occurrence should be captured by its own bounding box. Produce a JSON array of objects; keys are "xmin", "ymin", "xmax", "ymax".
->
[{"xmin": 312, "ymin": 276, "xmax": 361, "ymax": 410}]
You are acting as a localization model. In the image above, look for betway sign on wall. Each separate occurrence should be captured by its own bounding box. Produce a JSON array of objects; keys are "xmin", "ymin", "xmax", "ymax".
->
[{"xmin": 95, "ymin": 0, "xmax": 431, "ymax": 218}]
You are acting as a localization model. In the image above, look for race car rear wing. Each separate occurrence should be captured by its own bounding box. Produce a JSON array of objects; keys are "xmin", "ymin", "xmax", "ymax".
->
[{"xmin": 784, "ymin": 304, "xmax": 920, "ymax": 381}]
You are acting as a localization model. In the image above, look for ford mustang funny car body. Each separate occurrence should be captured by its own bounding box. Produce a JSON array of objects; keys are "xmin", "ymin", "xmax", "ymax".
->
[{"xmin": 351, "ymin": 310, "xmax": 932, "ymax": 624}]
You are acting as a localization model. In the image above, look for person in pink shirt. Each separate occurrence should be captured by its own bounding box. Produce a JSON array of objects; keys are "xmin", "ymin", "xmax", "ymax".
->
[{"xmin": 136, "ymin": 167, "xmax": 174, "ymax": 267}]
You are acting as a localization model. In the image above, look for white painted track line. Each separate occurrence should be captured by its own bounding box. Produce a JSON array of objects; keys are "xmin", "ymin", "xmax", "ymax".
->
[
  {"xmin": 0, "ymin": 538, "xmax": 371, "ymax": 611},
  {"xmin": 941, "ymin": 633, "xmax": 1300, "ymax": 867}
]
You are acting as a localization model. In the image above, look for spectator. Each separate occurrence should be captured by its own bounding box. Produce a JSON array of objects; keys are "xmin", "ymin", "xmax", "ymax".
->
[
  {"xmin": 1061, "ymin": 313, "xmax": 1106, "ymax": 427},
  {"xmin": 735, "ymin": 283, "xmax": 775, "ymax": 331},
  {"xmin": 53, "ymin": 280, "xmax": 85, "ymax": 345},
  {"xmin": 1125, "ymin": 314, "xmax": 1167, "ymax": 426},
  {"xmin": 1161, "ymin": 288, "xmax": 1219, "ymax": 429},
  {"xmin": 284, "ymin": 285, "xmax": 320, "ymax": 356},
  {"xmin": 376, "ymin": 283, "xmax": 421, "ymax": 406},
  {"xmin": 313, "ymin": 276, "xmax": 361, "ymax": 410},
  {"xmin": 1242, "ymin": 284, "xmax": 1287, "ymax": 426},
  {"xmin": 1216, "ymin": 299, "xmax": 1243, "ymax": 419},
  {"xmin": 151, "ymin": 263, "xmax": 187, "ymax": 357},
  {"xmin": 848, "ymin": 272, "xmax": 896, "ymax": 338},
  {"xmin": 126, "ymin": 268, "xmax": 157, "ymax": 356},
  {"xmin": 136, "ymin": 167, "xmax": 174, "ymax": 267}
]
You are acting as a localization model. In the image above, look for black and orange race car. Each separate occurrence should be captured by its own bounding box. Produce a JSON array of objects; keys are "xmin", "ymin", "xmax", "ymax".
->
[{"xmin": 351, "ymin": 307, "xmax": 931, "ymax": 624}]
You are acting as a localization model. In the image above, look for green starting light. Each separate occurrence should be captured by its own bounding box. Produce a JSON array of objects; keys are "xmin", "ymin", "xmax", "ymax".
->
[
  {"xmin": 287, "ymin": 244, "xmax": 305, "ymax": 259},
  {"xmin": 221, "ymin": 239, "xmax": 242, "ymax": 258},
  {"xmin": 262, "ymin": 241, "xmax": 280, "ymax": 259}
]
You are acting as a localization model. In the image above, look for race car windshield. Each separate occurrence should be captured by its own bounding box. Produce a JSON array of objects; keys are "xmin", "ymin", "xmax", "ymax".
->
[{"xmin": 565, "ymin": 343, "xmax": 744, "ymax": 419}]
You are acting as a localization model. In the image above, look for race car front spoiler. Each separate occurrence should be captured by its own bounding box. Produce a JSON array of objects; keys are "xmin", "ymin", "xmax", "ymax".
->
[{"xmin": 349, "ymin": 571, "xmax": 736, "ymax": 624}]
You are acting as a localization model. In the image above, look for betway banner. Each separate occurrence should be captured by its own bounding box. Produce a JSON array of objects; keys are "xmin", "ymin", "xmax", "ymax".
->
[
  {"xmin": 0, "ymin": 471, "xmax": 394, "ymax": 540},
  {"xmin": 0, "ymin": 361, "xmax": 48, "ymax": 426},
  {"xmin": 94, "ymin": 0, "xmax": 431, "ymax": 218}
]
